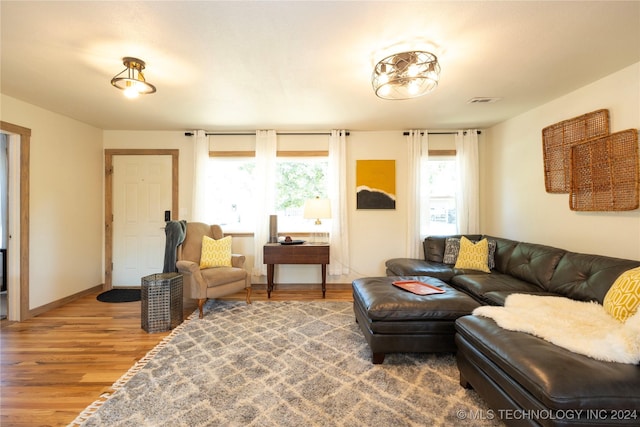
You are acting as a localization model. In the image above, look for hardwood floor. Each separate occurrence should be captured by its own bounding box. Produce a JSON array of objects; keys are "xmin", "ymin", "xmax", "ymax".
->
[{"xmin": 0, "ymin": 284, "xmax": 353, "ymax": 427}]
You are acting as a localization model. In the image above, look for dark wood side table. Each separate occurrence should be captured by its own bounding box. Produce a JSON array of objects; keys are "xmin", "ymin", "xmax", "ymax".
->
[{"xmin": 263, "ymin": 243, "xmax": 330, "ymax": 298}]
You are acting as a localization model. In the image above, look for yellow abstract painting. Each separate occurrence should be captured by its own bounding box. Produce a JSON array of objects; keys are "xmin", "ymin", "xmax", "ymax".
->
[{"xmin": 356, "ymin": 160, "xmax": 396, "ymax": 209}]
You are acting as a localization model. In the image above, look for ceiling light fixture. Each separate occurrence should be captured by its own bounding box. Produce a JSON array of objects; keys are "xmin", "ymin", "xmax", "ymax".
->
[
  {"xmin": 372, "ymin": 51, "xmax": 440, "ymax": 100},
  {"xmin": 111, "ymin": 57, "xmax": 157, "ymax": 98}
]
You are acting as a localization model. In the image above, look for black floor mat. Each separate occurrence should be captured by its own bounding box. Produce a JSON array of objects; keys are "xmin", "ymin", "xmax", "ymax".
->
[{"xmin": 97, "ymin": 289, "xmax": 141, "ymax": 303}]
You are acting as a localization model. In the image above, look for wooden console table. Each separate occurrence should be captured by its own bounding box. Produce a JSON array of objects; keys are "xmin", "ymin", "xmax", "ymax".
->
[{"xmin": 263, "ymin": 243, "xmax": 330, "ymax": 298}]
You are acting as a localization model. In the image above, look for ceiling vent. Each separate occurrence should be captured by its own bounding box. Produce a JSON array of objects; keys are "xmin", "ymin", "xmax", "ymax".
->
[{"xmin": 467, "ymin": 97, "xmax": 501, "ymax": 104}]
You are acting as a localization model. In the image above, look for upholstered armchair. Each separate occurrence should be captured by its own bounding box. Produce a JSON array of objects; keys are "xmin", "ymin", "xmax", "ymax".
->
[{"xmin": 176, "ymin": 222, "xmax": 251, "ymax": 318}]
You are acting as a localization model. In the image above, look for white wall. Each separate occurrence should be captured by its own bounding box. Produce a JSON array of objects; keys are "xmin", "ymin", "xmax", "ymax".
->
[
  {"xmin": 0, "ymin": 94, "xmax": 104, "ymax": 310},
  {"xmin": 347, "ymin": 131, "xmax": 408, "ymax": 277},
  {"xmin": 481, "ymin": 62, "xmax": 640, "ymax": 260}
]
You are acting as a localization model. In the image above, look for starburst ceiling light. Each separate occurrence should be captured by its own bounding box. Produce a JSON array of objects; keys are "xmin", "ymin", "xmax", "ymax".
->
[
  {"xmin": 111, "ymin": 57, "xmax": 157, "ymax": 98},
  {"xmin": 372, "ymin": 51, "xmax": 440, "ymax": 100}
]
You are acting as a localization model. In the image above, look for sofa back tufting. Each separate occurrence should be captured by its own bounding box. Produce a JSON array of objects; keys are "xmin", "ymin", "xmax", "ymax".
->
[
  {"xmin": 482, "ymin": 236, "xmax": 518, "ymax": 273},
  {"xmin": 503, "ymin": 242, "xmax": 566, "ymax": 289},
  {"xmin": 548, "ymin": 252, "xmax": 640, "ymax": 303}
]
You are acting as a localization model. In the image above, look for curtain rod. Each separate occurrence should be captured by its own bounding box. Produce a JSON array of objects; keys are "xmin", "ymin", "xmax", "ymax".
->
[
  {"xmin": 402, "ymin": 130, "xmax": 482, "ymax": 136},
  {"xmin": 185, "ymin": 130, "xmax": 475, "ymax": 137},
  {"xmin": 184, "ymin": 131, "xmax": 350, "ymax": 136}
]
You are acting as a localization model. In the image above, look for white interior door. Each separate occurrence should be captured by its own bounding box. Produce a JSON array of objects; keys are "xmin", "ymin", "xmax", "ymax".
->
[{"xmin": 113, "ymin": 155, "xmax": 172, "ymax": 287}]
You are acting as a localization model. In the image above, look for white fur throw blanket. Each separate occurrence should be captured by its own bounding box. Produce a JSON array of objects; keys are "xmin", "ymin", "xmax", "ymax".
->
[{"xmin": 473, "ymin": 294, "xmax": 640, "ymax": 364}]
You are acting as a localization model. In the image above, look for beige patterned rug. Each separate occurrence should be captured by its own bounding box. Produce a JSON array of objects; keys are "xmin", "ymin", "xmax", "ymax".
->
[{"xmin": 71, "ymin": 301, "xmax": 501, "ymax": 426}]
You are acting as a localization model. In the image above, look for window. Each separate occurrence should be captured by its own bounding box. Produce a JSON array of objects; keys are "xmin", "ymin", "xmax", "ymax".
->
[
  {"xmin": 208, "ymin": 154, "xmax": 328, "ymax": 233},
  {"xmin": 425, "ymin": 156, "xmax": 458, "ymax": 235},
  {"xmin": 207, "ymin": 157, "xmax": 256, "ymax": 232},
  {"xmin": 275, "ymin": 157, "xmax": 328, "ymax": 232}
]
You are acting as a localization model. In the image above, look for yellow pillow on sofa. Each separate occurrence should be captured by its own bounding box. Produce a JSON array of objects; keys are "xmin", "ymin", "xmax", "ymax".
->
[
  {"xmin": 603, "ymin": 266, "xmax": 640, "ymax": 322},
  {"xmin": 200, "ymin": 235, "xmax": 232, "ymax": 268},
  {"xmin": 454, "ymin": 236, "xmax": 490, "ymax": 273}
]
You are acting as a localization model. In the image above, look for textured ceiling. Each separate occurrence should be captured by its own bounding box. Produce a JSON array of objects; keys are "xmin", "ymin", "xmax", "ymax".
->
[{"xmin": 1, "ymin": 1, "xmax": 639, "ymax": 131}]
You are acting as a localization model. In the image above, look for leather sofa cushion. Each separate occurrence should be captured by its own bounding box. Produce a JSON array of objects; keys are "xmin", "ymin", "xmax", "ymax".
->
[
  {"xmin": 548, "ymin": 252, "xmax": 640, "ymax": 303},
  {"xmin": 481, "ymin": 290, "xmax": 559, "ymax": 306},
  {"xmin": 456, "ymin": 316, "xmax": 640, "ymax": 410},
  {"xmin": 504, "ymin": 242, "xmax": 566, "ymax": 288},
  {"xmin": 384, "ymin": 258, "xmax": 457, "ymax": 281},
  {"xmin": 451, "ymin": 272, "xmax": 543, "ymax": 305},
  {"xmin": 352, "ymin": 276, "xmax": 480, "ymax": 321}
]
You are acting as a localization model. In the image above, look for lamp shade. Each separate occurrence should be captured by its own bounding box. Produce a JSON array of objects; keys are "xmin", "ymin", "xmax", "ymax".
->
[{"xmin": 303, "ymin": 198, "xmax": 331, "ymax": 220}]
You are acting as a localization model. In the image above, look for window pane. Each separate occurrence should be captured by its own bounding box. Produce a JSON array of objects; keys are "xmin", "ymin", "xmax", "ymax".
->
[
  {"xmin": 208, "ymin": 158, "xmax": 256, "ymax": 232},
  {"xmin": 208, "ymin": 156, "xmax": 329, "ymax": 233},
  {"xmin": 276, "ymin": 157, "xmax": 328, "ymax": 232},
  {"xmin": 426, "ymin": 158, "xmax": 458, "ymax": 235}
]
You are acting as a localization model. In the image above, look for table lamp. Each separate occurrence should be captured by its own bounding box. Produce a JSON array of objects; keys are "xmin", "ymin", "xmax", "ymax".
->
[{"xmin": 303, "ymin": 197, "xmax": 331, "ymax": 244}]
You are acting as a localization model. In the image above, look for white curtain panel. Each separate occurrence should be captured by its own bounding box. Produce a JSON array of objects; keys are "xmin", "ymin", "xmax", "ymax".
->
[
  {"xmin": 328, "ymin": 130, "xmax": 350, "ymax": 276},
  {"xmin": 405, "ymin": 130, "xmax": 429, "ymax": 258},
  {"xmin": 253, "ymin": 130, "xmax": 277, "ymax": 276},
  {"xmin": 191, "ymin": 130, "xmax": 211, "ymax": 222},
  {"xmin": 455, "ymin": 130, "xmax": 480, "ymax": 234}
]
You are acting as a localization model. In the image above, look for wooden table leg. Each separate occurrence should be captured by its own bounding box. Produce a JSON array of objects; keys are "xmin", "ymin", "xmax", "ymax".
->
[
  {"xmin": 321, "ymin": 263, "xmax": 327, "ymax": 298},
  {"xmin": 267, "ymin": 264, "xmax": 274, "ymax": 298}
]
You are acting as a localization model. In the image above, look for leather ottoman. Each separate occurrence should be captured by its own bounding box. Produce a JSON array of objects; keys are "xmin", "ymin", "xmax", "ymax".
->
[{"xmin": 353, "ymin": 276, "xmax": 481, "ymax": 364}]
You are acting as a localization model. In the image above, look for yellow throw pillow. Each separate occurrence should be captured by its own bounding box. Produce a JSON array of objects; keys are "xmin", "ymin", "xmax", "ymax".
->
[
  {"xmin": 603, "ymin": 266, "xmax": 640, "ymax": 322},
  {"xmin": 454, "ymin": 236, "xmax": 490, "ymax": 273},
  {"xmin": 200, "ymin": 235, "xmax": 232, "ymax": 268}
]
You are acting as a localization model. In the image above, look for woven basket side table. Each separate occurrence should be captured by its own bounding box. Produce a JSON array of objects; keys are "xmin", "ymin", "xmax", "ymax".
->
[{"xmin": 141, "ymin": 272, "xmax": 183, "ymax": 333}]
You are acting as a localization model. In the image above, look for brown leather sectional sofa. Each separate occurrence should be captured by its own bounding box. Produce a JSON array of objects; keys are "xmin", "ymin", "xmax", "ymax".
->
[{"xmin": 384, "ymin": 235, "xmax": 640, "ymax": 426}]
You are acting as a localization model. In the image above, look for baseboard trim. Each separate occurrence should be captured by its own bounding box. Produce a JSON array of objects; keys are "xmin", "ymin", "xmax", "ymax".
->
[{"xmin": 28, "ymin": 284, "xmax": 104, "ymax": 318}]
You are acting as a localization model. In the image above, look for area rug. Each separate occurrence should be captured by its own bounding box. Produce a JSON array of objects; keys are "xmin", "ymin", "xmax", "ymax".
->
[
  {"xmin": 96, "ymin": 289, "xmax": 141, "ymax": 303},
  {"xmin": 71, "ymin": 301, "xmax": 502, "ymax": 426}
]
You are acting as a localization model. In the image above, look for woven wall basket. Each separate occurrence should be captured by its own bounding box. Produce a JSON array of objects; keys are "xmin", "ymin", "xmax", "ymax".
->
[
  {"xmin": 543, "ymin": 109, "xmax": 610, "ymax": 193},
  {"xmin": 569, "ymin": 129, "xmax": 639, "ymax": 211}
]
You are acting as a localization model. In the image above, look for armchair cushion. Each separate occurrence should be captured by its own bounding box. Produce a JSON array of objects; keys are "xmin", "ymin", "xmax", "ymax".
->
[{"xmin": 200, "ymin": 235, "xmax": 232, "ymax": 268}]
